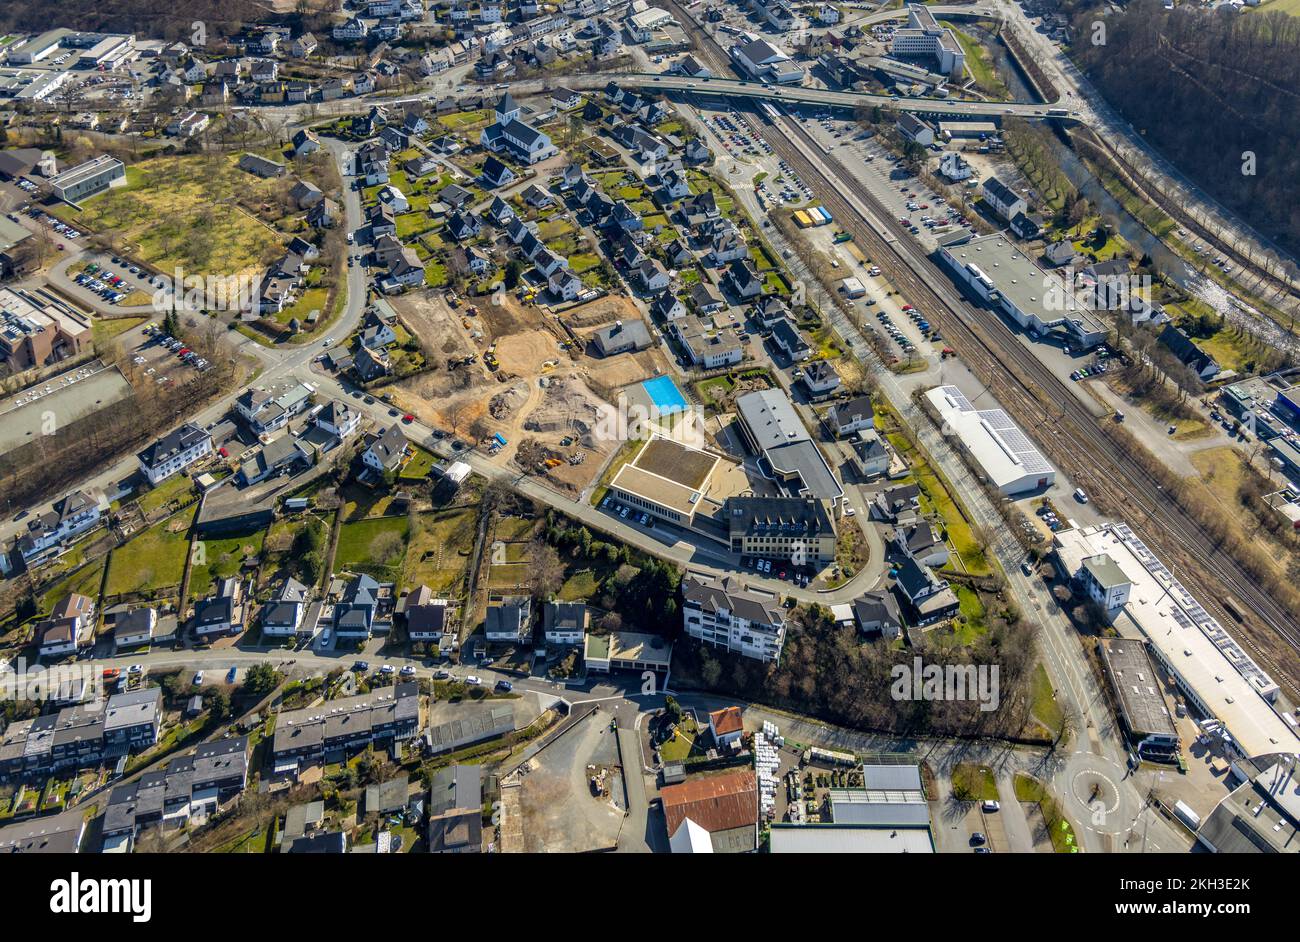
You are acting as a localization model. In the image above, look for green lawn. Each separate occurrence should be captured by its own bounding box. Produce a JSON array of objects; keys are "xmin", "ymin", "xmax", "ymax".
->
[
  {"xmin": 399, "ymin": 446, "xmax": 436, "ymax": 482},
  {"xmin": 951, "ymin": 762, "xmax": 998, "ymax": 802},
  {"xmin": 191, "ymin": 530, "xmax": 266, "ymax": 599},
  {"xmin": 105, "ymin": 511, "xmax": 194, "ymax": 597},
  {"xmin": 402, "ymin": 509, "xmax": 476, "ymax": 593},
  {"xmin": 137, "ymin": 473, "xmax": 196, "ymax": 517},
  {"xmin": 48, "ymin": 154, "xmax": 286, "ymax": 279},
  {"xmin": 1030, "ymin": 662, "xmax": 1065, "ymax": 738},
  {"xmin": 334, "ymin": 516, "xmax": 410, "ymax": 580}
]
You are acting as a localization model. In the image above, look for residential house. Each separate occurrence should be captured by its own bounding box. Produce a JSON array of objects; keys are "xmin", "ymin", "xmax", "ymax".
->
[
  {"xmin": 801, "ymin": 360, "xmax": 841, "ymax": 399},
  {"xmin": 334, "ymin": 574, "xmax": 382, "ymax": 641},
  {"xmin": 892, "ymin": 522, "xmax": 950, "ymax": 568},
  {"xmin": 827, "ymin": 394, "xmax": 874, "ymax": 438},
  {"xmin": 193, "ymin": 578, "xmax": 245, "ymax": 640},
  {"xmin": 485, "ymin": 594, "xmax": 532, "ymax": 644},
  {"xmin": 681, "ymin": 571, "xmax": 787, "ymax": 664},
  {"xmin": 38, "ymin": 594, "xmax": 96, "ymax": 658},
  {"xmin": 543, "ymin": 601, "xmax": 588, "ymax": 645},
  {"xmin": 724, "ymin": 259, "xmax": 762, "ymax": 300},
  {"xmin": 137, "ymin": 424, "xmax": 213, "ymax": 485},
  {"xmin": 404, "ymin": 585, "xmax": 449, "ymax": 642},
  {"xmin": 261, "ymin": 578, "xmax": 312, "ymax": 639},
  {"xmin": 892, "ymin": 554, "xmax": 959, "ymax": 626},
  {"xmin": 362, "ymin": 424, "xmax": 410, "ymax": 474},
  {"xmin": 852, "ymin": 590, "xmax": 903, "ymax": 640}
]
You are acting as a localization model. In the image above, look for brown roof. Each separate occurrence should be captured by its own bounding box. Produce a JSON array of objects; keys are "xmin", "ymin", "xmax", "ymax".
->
[
  {"xmin": 51, "ymin": 593, "xmax": 92, "ymax": 621},
  {"xmin": 662, "ymin": 768, "xmax": 757, "ymax": 835},
  {"xmin": 708, "ymin": 706, "xmax": 744, "ymax": 737}
]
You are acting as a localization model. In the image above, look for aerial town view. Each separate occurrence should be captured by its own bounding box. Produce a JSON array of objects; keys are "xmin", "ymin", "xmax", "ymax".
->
[{"xmin": 0, "ymin": 0, "xmax": 1294, "ymax": 909}]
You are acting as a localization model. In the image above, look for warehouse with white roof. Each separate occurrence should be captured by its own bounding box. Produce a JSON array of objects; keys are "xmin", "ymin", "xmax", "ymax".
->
[
  {"xmin": 1053, "ymin": 522, "xmax": 1299, "ymax": 761},
  {"xmin": 925, "ymin": 385, "xmax": 1056, "ymax": 495}
]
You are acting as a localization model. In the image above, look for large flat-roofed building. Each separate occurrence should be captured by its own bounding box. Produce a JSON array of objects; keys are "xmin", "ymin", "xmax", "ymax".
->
[
  {"xmin": 0, "ymin": 363, "xmax": 131, "ymax": 460},
  {"xmin": 941, "ymin": 234, "xmax": 1107, "ymax": 349},
  {"xmin": 50, "ymin": 156, "xmax": 126, "ymax": 204},
  {"xmin": 730, "ymin": 38, "xmax": 804, "ymax": 84},
  {"xmin": 77, "ymin": 34, "xmax": 136, "ymax": 70},
  {"xmin": 0, "ymin": 287, "xmax": 93, "ymax": 370},
  {"xmin": 924, "ymin": 385, "xmax": 1055, "ymax": 495},
  {"xmin": 889, "ymin": 3, "xmax": 965, "ymax": 77},
  {"xmin": 1054, "ymin": 523, "xmax": 1298, "ymax": 761},
  {"xmin": 7, "ymin": 30, "xmax": 69, "ymax": 64},
  {"xmin": 771, "ymin": 822, "xmax": 935, "ymax": 852},
  {"xmin": 1097, "ymin": 639, "xmax": 1179, "ymax": 762},
  {"xmin": 734, "ymin": 389, "xmax": 842, "ymax": 502},
  {"xmin": 425, "ymin": 702, "xmax": 516, "ymax": 755},
  {"xmin": 607, "ymin": 434, "xmax": 739, "ymax": 531}
]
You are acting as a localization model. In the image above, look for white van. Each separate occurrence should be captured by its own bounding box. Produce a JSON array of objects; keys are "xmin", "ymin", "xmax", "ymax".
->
[{"xmin": 1074, "ymin": 487, "xmax": 1088, "ymax": 504}]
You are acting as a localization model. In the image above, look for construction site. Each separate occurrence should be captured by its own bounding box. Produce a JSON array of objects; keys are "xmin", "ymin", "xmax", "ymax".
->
[{"xmin": 388, "ymin": 291, "xmax": 669, "ymax": 495}]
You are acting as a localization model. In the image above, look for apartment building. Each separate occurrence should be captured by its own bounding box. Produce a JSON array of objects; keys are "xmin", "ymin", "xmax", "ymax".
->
[{"xmin": 681, "ymin": 571, "xmax": 787, "ymax": 663}]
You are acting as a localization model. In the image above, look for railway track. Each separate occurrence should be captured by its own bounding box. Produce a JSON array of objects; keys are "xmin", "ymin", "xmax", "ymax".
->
[
  {"xmin": 658, "ymin": 0, "xmax": 1300, "ymax": 681},
  {"xmin": 760, "ymin": 114, "xmax": 1300, "ymax": 664}
]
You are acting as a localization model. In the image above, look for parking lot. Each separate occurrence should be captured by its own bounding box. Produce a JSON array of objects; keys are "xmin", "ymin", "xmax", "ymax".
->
[{"xmin": 68, "ymin": 253, "xmax": 161, "ymax": 307}]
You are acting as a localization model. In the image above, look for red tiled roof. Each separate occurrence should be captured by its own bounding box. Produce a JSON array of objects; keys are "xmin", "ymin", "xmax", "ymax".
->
[
  {"xmin": 709, "ymin": 706, "xmax": 744, "ymax": 737},
  {"xmin": 662, "ymin": 768, "xmax": 757, "ymax": 835}
]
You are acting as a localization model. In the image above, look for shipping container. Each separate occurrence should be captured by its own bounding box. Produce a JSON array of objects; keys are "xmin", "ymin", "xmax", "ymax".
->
[{"xmin": 794, "ymin": 210, "xmax": 813, "ymax": 227}]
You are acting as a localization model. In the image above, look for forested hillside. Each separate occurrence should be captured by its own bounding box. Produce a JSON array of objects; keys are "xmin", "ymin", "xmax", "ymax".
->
[{"xmin": 1075, "ymin": 0, "xmax": 1300, "ymax": 255}]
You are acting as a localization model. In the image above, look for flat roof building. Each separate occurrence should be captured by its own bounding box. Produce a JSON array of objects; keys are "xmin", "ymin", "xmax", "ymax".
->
[
  {"xmin": 734, "ymin": 388, "xmax": 842, "ymax": 502},
  {"xmin": 1054, "ymin": 523, "xmax": 1298, "ymax": 761},
  {"xmin": 1097, "ymin": 639, "xmax": 1179, "ymax": 762},
  {"xmin": 941, "ymin": 234, "xmax": 1107, "ymax": 349},
  {"xmin": 584, "ymin": 630, "xmax": 673, "ymax": 673},
  {"xmin": 925, "ymin": 385, "xmax": 1055, "ymax": 494},
  {"xmin": 607, "ymin": 434, "xmax": 739, "ymax": 532},
  {"xmin": 49, "ymin": 156, "xmax": 126, "ymax": 203}
]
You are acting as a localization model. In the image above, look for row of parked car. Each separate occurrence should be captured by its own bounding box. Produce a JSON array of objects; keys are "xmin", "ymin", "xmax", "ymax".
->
[
  {"xmin": 600, "ymin": 494, "xmax": 656, "ymax": 529},
  {"xmin": 73, "ymin": 269, "xmax": 131, "ymax": 304},
  {"xmin": 740, "ymin": 555, "xmax": 812, "ymax": 587},
  {"xmin": 21, "ymin": 205, "xmax": 81, "ymax": 241},
  {"xmin": 145, "ymin": 323, "xmax": 210, "ymax": 371}
]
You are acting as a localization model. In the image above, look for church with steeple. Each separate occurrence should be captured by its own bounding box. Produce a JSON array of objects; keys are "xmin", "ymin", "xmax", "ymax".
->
[{"xmin": 479, "ymin": 91, "xmax": 556, "ymax": 164}]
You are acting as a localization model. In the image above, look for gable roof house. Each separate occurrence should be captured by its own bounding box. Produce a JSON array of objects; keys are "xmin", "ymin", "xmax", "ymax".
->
[
  {"xmin": 485, "ymin": 594, "xmax": 532, "ymax": 644},
  {"xmin": 1158, "ymin": 324, "xmax": 1221, "ymax": 382},
  {"xmin": 362, "ymin": 424, "xmax": 410, "ymax": 474}
]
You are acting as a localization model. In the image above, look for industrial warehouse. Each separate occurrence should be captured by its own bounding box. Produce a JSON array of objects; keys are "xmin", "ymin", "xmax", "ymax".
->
[
  {"xmin": 1053, "ymin": 523, "xmax": 1298, "ymax": 762},
  {"xmin": 940, "ymin": 234, "xmax": 1107, "ymax": 350},
  {"xmin": 924, "ymin": 385, "xmax": 1056, "ymax": 495}
]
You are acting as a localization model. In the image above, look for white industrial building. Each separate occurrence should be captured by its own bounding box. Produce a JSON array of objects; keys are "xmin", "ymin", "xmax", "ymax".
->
[
  {"xmin": 1053, "ymin": 522, "xmax": 1298, "ymax": 761},
  {"xmin": 940, "ymin": 234, "xmax": 1107, "ymax": 350},
  {"xmin": 925, "ymin": 385, "xmax": 1056, "ymax": 495}
]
